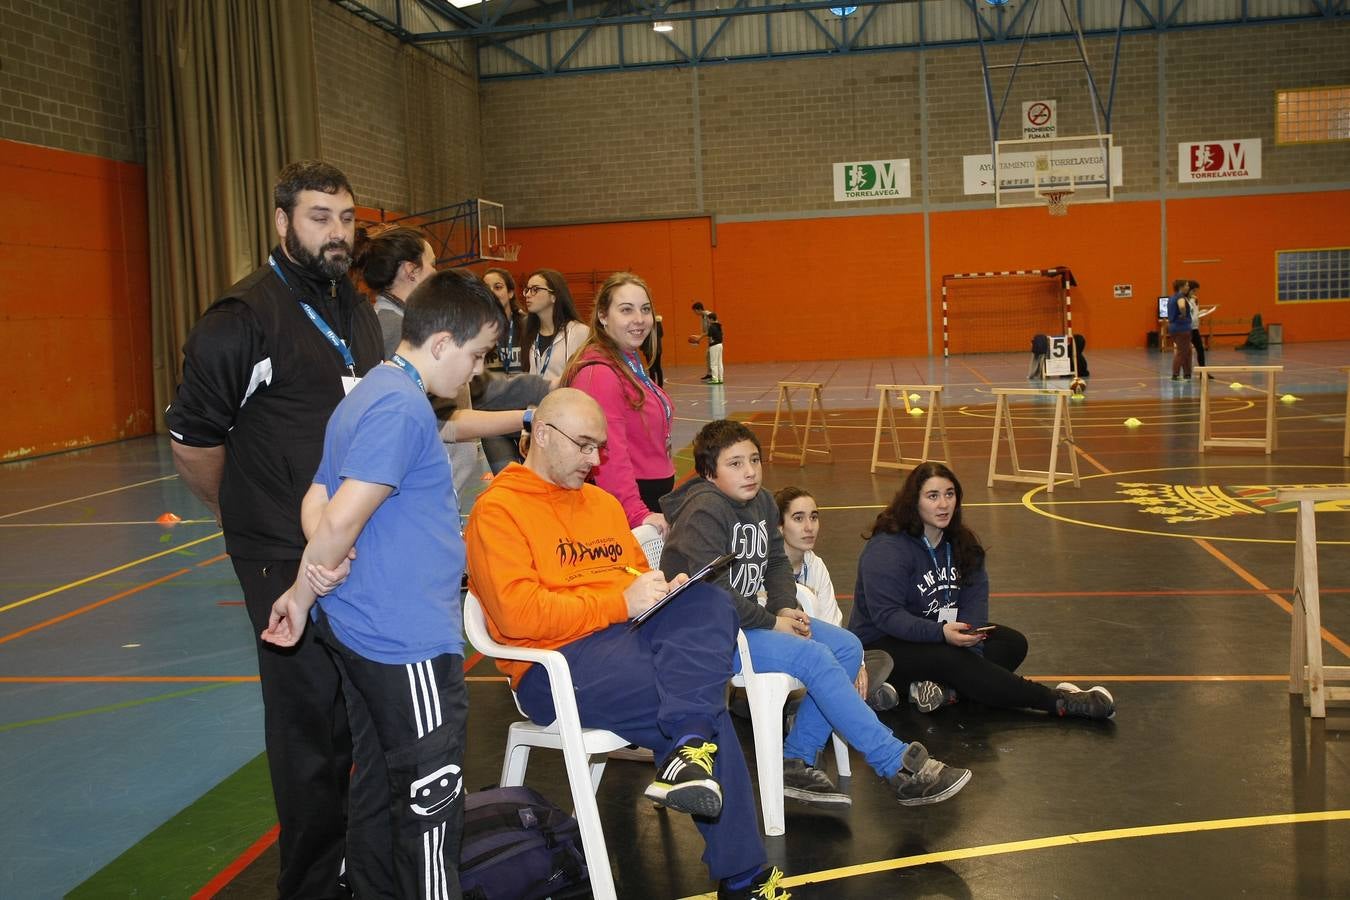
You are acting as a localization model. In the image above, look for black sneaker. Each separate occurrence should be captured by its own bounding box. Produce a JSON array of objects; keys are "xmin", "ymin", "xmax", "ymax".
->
[
  {"xmin": 908, "ymin": 680, "xmax": 957, "ymax": 713},
  {"xmin": 700, "ymin": 374, "xmax": 714, "ymax": 382},
  {"xmin": 887, "ymin": 742, "xmax": 971, "ymax": 806},
  {"xmin": 782, "ymin": 758, "xmax": 851, "ymax": 808},
  {"xmin": 718, "ymin": 866, "xmax": 791, "ymax": 899},
  {"xmin": 644, "ymin": 738, "xmax": 722, "ymax": 816},
  {"xmin": 1055, "ymin": 682, "xmax": 1116, "ymax": 720},
  {"xmin": 866, "ymin": 681, "xmax": 901, "ymax": 711}
]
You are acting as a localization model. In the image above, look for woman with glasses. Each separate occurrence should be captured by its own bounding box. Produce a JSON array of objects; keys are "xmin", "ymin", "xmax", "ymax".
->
[
  {"xmin": 560, "ymin": 272, "xmax": 674, "ymax": 535},
  {"xmin": 521, "ymin": 269, "xmax": 589, "ymax": 382}
]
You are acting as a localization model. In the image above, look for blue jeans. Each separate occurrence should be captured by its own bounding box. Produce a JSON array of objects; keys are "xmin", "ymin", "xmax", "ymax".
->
[
  {"xmin": 738, "ymin": 619, "xmax": 906, "ymax": 780},
  {"xmin": 515, "ymin": 582, "xmax": 764, "ymax": 882}
]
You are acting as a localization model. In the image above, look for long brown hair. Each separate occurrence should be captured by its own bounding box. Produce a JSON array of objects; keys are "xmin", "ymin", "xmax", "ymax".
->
[
  {"xmin": 867, "ymin": 462, "xmax": 986, "ymax": 580},
  {"xmin": 559, "ymin": 271, "xmax": 656, "ymax": 410},
  {"xmin": 521, "ymin": 268, "xmax": 583, "ymax": 372}
]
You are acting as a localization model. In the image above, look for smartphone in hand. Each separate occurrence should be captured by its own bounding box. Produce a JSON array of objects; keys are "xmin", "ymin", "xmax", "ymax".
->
[{"xmin": 962, "ymin": 624, "xmax": 996, "ymax": 634}]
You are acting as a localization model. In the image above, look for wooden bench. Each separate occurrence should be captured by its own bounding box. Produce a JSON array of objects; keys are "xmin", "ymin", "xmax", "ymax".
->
[
  {"xmin": 1203, "ymin": 315, "xmax": 1250, "ymax": 348},
  {"xmin": 1158, "ymin": 315, "xmax": 1253, "ymax": 350}
]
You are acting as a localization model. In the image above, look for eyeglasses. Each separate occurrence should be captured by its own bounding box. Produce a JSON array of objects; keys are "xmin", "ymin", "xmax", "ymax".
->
[
  {"xmin": 522, "ymin": 284, "xmax": 555, "ymax": 297},
  {"xmin": 543, "ymin": 423, "xmax": 605, "ymax": 456}
]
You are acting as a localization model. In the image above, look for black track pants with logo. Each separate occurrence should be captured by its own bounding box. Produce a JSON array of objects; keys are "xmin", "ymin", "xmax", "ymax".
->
[{"xmin": 314, "ymin": 611, "xmax": 468, "ymax": 900}]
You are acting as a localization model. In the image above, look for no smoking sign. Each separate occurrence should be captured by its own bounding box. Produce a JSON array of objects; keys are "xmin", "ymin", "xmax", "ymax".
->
[{"xmin": 1022, "ymin": 99, "xmax": 1058, "ymax": 140}]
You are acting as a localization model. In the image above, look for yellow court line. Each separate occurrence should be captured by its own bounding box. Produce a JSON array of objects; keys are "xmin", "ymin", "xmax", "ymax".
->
[
  {"xmin": 0, "ymin": 531, "xmax": 223, "ymax": 614},
  {"xmin": 0, "ymin": 474, "xmax": 179, "ymax": 520},
  {"xmin": 681, "ymin": 810, "xmax": 1350, "ymax": 898},
  {"xmin": 1194, "ymin": 537, "xmax": 1350, "ymax": 659},
  {"xmin": 1026, "ymin": 674, "xmax": 1289, "ymax": 682},
  {"xmin": 0, "ymin": 519, "xmax": 217, "ymax": 528},
  {"xmin": 1020, "ymin": 464, "xmax": 1350, "ymax": 546}
]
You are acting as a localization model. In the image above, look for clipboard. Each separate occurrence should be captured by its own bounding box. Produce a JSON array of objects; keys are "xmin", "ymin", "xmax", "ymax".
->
[{"xmin": 628, "ymin": 552, "xmax": 736, "ymax": 630}]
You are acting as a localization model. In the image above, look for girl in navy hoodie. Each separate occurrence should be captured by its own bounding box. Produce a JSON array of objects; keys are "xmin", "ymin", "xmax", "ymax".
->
[{"xmin": 850, "ymin": 462, "xmax": 1115, "ymax": 720}]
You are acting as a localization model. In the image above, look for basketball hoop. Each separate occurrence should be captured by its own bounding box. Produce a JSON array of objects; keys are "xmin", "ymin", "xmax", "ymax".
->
[
  {"xmin": 489, "ymin": 243, "xmax": 521, "ymax": 262},
  {"xmin": 1044, "ymin": 190, "xmax": 1072, "ymax": 217}
]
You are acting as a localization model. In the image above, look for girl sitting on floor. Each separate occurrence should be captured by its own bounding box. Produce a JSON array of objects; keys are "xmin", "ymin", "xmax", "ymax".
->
[{"xmin": 849, "ymin": 462, "xmax": 1116, "ymax": 721}]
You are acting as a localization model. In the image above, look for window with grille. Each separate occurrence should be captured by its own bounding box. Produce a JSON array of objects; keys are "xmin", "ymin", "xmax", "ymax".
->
[
  {"xmin": 1275, "ymin": 86, "xmax": 1350, "ymax": 144},
  {"xmin": 1276, "ymin": 248, "xmax": 1350, "ymax": 304}
]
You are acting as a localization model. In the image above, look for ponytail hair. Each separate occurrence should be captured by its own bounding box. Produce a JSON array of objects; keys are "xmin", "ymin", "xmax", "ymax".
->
[{"xmin": 351, "ymin": 225, "xmax": 429, "ymax": 293}]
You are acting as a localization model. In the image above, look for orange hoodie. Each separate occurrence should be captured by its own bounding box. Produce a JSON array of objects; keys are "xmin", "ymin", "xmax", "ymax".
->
[{"xmin": 464, "ymin": 462, "xmax": 647, "ymax": 688}]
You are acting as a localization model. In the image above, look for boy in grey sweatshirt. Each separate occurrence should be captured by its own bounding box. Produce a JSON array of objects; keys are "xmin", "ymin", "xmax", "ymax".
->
[{"xmin": 661, "ymin": 419, "xmax": 971, "ymax": 810}]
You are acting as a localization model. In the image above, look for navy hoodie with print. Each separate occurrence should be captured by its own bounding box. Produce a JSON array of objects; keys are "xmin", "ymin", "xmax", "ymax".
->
[
  {"xmin": 849, "ymin": 530, "xmax": 989, "ymax": 646},
  {"xmin": 659, "ymin": 478, "xmax": 796, "ymax": 630}
]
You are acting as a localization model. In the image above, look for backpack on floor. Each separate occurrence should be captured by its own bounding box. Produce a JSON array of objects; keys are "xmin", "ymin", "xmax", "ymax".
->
[{"xmin": 459, "ymin": 785, "xmax": 591, "ymax": 900}]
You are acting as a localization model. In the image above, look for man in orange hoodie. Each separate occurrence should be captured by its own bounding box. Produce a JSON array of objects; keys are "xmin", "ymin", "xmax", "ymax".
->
[{"xmin": 465, "ymin": 389, "xmax": 787, "ymax": 900}]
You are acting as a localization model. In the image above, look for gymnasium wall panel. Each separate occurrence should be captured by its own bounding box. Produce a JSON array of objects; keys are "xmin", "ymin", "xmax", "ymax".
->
[{"xmin": 0, "ymin": 139, "xmax": 153, "ymax": 460}]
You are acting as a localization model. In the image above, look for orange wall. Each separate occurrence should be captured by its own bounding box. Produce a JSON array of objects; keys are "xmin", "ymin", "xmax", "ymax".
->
[
  {"xmin": 502, "ymin": 217, "xmax": 716, "ymax": 368},
  {"xmin": 0, "ymin": 140, "xmax": 153, "ymax": 460},
  {"xmin": 512, "ymin": 190, "xmax": 1350, "ymax": 363},
  {"xmin": 1167, "ymin": 191, "xmax": 1350, "ymax": 342}
]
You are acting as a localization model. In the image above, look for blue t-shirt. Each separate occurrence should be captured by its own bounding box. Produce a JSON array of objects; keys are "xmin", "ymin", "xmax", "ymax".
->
[{"xmin": 313, "ymin": 364, "xmax": 464, "ymax": 664}]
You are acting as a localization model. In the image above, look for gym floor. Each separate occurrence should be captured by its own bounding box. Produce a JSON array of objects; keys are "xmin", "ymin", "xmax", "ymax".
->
[{"xmin": 2, "ymin": 340, "xmax": 1347, "ymax": 899}]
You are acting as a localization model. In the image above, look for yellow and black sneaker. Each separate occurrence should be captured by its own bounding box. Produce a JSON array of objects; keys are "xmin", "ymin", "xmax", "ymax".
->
[
  {"xmin": 643, "ymin": 738, "xmax": 722, "ymax": 817},
  {"xmin": 718, "ymin": 866, "xmax": 791, "ymax": 900}
]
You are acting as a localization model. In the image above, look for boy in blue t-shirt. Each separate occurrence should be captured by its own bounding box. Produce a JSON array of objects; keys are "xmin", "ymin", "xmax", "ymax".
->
[{"xmin": 263, "ymin": 269, "xmax": 502, "ymax": 899}]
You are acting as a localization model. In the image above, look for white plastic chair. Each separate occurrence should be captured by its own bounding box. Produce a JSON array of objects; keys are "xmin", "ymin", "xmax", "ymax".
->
[
  {"xmin": 462, "ymin": 592, "xmax": 626, "ymax": 900},
  {"xmin": 732, "ymin": 589, "xmax": 853, "ymax": 837},
  {"xmin": 636, "ymin": 525, "xmax": 852, "ymax": 836}
]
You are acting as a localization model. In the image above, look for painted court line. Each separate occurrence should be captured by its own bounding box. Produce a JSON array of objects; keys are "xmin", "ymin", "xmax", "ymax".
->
[
  {"xmin": 1194, "ymin": 537, "xmax": 1350, "ymax": 659},
  {"xmin": 191, "ymin": 825, "xmax": 280, "ymax": 900},
  {"xmin": 0, "ymin": 683, "xmax": 236, "ymax": 733},
  {"xmin": 683, "ymin": 810, "xmax": 1350, "ymax": 897},
  {"xmin": 0, "ymin": 568, "xmax": 190, "ymax": 645},
  {"xmin": 0, "ymin": 531, "xmax": 221, "ymax": 614},
  {"xmin": 0, "ymin": 519, "xmax": 216, "ymax": 528},
  {"xmin": 0, "ymin": 474, "xmax": 179, "ymax": 521}
]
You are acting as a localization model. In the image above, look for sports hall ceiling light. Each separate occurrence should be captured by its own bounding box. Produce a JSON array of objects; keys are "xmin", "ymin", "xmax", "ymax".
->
[
  {"xmin": 446, "ymin": 0, "xmax": 484, "ymax": 7},
  {"xmin": 652, "ymin": 20, "xmax": 674, "ymax": 32}
]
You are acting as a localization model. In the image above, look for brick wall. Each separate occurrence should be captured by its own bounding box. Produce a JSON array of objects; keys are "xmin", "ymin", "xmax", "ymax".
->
[
  {"xmin": 310, "ymin": 0, "xmax": 482, "ymax": 214},
  {"xmin": 483, "ymin": 21, "xmax": 1349, "ymax": 223},
  {"xmin": 480, "ymin": 67, "xmax": 699, "ymax": 225},
  {"xmin": 1166, "ymin": 22, "xmax": 1350, "ymax": 191},
  {"xmin": 0, "ymin": 0, "xmax": 143, "ymax": 163}
]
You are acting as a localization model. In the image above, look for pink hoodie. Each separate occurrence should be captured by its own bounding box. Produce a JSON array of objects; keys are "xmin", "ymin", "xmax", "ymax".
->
[{"xmin": 568, "ymin": 348, "xmax": 675, "ymax": 527}]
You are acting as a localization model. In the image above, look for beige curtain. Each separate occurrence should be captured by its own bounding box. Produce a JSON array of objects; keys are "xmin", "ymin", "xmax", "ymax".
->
[{"xmin": 143, "ymin": 0, "xmax": 320, "ymax": 429}]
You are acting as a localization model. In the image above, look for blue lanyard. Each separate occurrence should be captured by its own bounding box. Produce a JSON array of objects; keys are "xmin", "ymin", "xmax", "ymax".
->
[
  {"xmin": 622, "ymin": 352, "xmax": 672, "ymax": 424},
  {"xmin": 269, "ymin": 255, "xmax": 356, "ymax": 375},
  {"xmin": 537, "ymin": 331, "xmax": 559, "ymax": 375},
  {"xmin": 921, "ymin": 535, "xmax": 954, "ymax": 609},
  {"xmin": 796, "ymin": 559, "xmax": 808, "ymax": 585},
  {"xmin": 389, "ymin": 353, "xmax": 425, "ymax": 392}
]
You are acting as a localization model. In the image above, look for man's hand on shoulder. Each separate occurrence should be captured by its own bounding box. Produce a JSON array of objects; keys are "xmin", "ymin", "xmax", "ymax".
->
[{"xmin": 623, "ymin": 570, "xmax": 688, "ymax": 619}]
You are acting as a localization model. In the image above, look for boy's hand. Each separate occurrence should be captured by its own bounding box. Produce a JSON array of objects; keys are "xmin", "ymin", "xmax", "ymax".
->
[
  {"xmin": 262, "ymin": 588, "xmax": 309, "ymax": 647},
  {"xmin": 855, "ymin": 663, "xmax": 869, "ymax": 701},
  {"xmin": 624, "ymin": 570, "xmax": 672, "ymax": 618},
  {"xmin": 773, "ymin": 608, "xmax": 812, "ymax": 638},
  {"xmin": 304, "ymin": 547, "xmax": 356, "ymax": 596}
]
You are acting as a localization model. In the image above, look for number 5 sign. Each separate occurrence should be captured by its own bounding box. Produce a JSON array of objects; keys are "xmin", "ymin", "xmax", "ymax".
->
[{"xmin": 1045, "ymin": 335, "xmax": 1072, "ymax": 376}]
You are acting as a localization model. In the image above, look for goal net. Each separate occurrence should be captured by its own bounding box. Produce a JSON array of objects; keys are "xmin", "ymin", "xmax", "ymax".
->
[{"xmin": 940, "ymin": 270, "xmax": 1071, "ymax": 356}]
